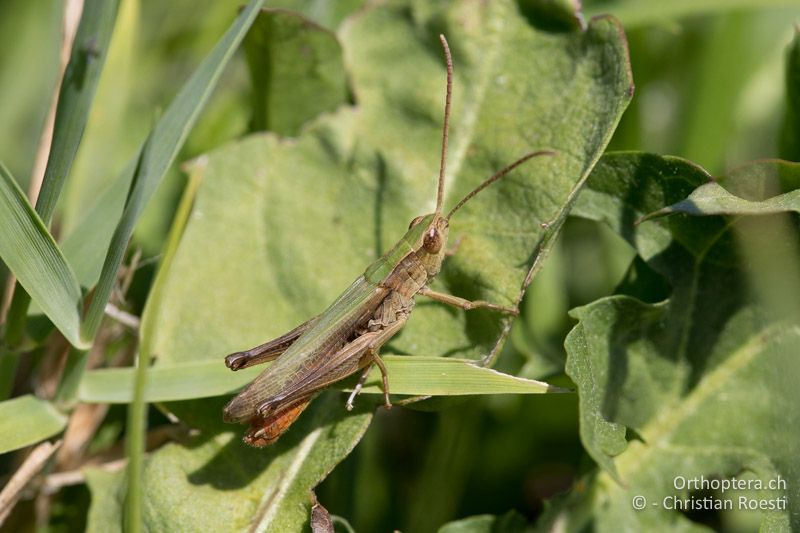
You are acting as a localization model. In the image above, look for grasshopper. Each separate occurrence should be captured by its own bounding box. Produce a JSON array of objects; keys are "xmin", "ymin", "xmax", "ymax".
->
[{"xmin": 223, "ymin": 35, "xmax": 553, "ymax": 447}]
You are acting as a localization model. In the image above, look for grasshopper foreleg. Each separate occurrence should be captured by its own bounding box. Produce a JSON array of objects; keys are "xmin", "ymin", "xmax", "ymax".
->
[{"xmin": 418, "ymin": 286, "xmax": 519, "ymax": 315}]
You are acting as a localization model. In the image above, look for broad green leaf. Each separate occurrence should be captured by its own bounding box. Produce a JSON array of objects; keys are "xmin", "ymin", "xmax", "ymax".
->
[
  {"xmin": 244, "ymin": 8, "xmax": 347, "ymax": 135},
  {"xmin": 781, "ymin": 27, "xmax": 800, "ymax": 160},
  {"xmin": 263, "ymin": 0, "xmax": 366, "ymax": 29},
  {"xmin": 585, "ymin": 0, "xmax": 800, "ymax": 28},
  {"xmin": 77, "ymin": 356, "xmax": 562, "ymax": 403},
  {"xmin": 0, "ymin": 395, "xmax": 67, "ymax": 454},
  {"xmin": 554, "ymin": 152, "xmax": 800, "ymax": 531},
  {"xmin": 642, "ymin": 160, "xmax": 800, "ymax": 220},
  {"xmin": 517, "ymin": 0, "xmax": 584, "ymax": 32},
  {"xmin": 0, "ymin": 162, "xmax": 84, "ymax": 348},
  {"xmin": 437, "ymin": 510, "xmax": 528, "ymax": 533},
  {"xmin": 85, "ymin": 394, "xmax": 370, "ymax": 533},
  {"xmin": 84, "ymin": 467, "xmax": 127, "ymax": 533},
  {"xmin": 137, "ymin": 1, "xmax": 632, "ymax": 530},
  {"xmin": 643, "ymin": 181, "xmax": 800, "ymax": 218}
]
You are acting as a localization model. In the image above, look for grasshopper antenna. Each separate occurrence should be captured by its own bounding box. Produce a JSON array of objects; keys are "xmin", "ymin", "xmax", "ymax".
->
[
  {"xmin": 436, "ymin": 34, "xmax": 453, "ymax": 217},
  {"xmin": 446, "ymin": 150, "xmax": 556, "ymax": 221}
]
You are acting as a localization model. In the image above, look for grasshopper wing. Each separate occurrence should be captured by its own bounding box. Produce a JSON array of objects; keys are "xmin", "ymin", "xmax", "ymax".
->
[
  {"xmin": 257, "ymin": 314, "xmax": 408, "ymax": 413},
  {"xmin": 223, "ymin": 276, "xmax": 388, "ymax": 423},
  {"xmin": 224, "ymin": 316, "xmax": 320, "ymax": 370}
]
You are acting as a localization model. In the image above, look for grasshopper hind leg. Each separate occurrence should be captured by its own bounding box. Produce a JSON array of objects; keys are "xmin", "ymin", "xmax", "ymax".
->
[
  {"xmin": 244, "ymin": 398, "xmax": 312, "ymax": 447},
  {"xmin": 253, "ymin": 316, "xmax": 407, "ymax": 419}
]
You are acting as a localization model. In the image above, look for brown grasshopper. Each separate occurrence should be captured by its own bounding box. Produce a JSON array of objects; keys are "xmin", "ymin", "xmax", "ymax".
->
[{"xmin": 223, "ymin": 35, "xmax": 553, "ymax": 446}]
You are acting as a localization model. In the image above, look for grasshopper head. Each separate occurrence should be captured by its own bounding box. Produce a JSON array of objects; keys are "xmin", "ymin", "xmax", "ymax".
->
[{"xmin": 409, "ymin": 214, "xmax": 449, "ymax": 277}]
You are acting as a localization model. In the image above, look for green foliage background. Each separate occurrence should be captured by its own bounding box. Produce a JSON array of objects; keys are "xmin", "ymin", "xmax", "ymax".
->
[{"xmin": 1, "ymin": 0, "xmax": 799, "ymax": 532}]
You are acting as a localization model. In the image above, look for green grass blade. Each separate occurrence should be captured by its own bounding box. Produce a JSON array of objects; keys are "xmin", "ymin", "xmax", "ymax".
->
[
  {"xmin": 138, "ymin": 161, "xmax": 204, "ymax": 352},
  {"xmin": 80, "ymin": 0, "xmax": 265, "ymax": 342},
  {"xmin": 35, "ymin": 0, "xmax": 119, "ymax": 224},
  {"xmin": 357, "ymin": 356, "xmax": 565, "ymax": 396},
  {"xmin": 2, "ymin": 0, "xmax": 117, "ymax": 359},
  {"xmin": 79, "ymin": 140, "xmax": 147, "ymax": 343},
  {"xmin": 93, "ymin": 2, "xmax": 265, "ymax": 531},
  {"xmin": 438, "ymin": 511, "xmax": 527, "ymax": 533},
  {"xmin": 0, "ymin": 395, "xmax": 67, "ymax": 454},
  {"xmin": 54, "ymin": 347, "xmax": 90, "ymax": 407},
  {"xmin": 79, "ymin": 361, "xmax": 259, "ymax": 403},
  {"xmin": 0, "ymin": 162, "xmax": 84, "ymax": 348},
  {"xmin": 60, "ymin": 158, "xmax": 136, "ymax": 289},
  {"xmin": 77, "ymin": 356, "xmax": 564, "ymax": 404}
]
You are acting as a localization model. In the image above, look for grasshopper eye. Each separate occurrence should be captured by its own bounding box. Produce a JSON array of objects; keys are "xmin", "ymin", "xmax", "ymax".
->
[
  {"xmin": 408, "ymin": 216, "xmax": 425, "ymax": 229},
  {"xmin": 423, "ymin": 228, "xmax": 442, "ymax": 254}
]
